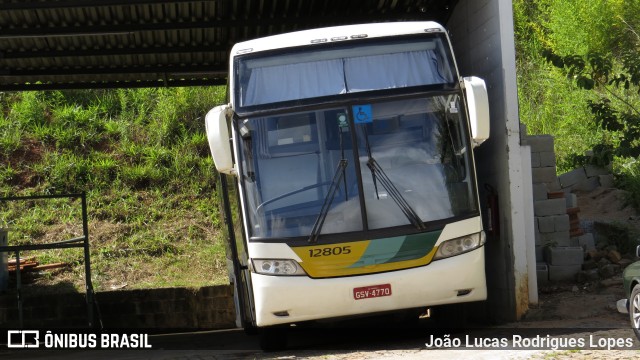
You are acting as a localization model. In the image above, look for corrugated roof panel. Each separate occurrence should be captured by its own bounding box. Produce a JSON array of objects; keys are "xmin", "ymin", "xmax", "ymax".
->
[{"xmin": 0, "ymin": 0, "xmax": 457, "ymax": 91}]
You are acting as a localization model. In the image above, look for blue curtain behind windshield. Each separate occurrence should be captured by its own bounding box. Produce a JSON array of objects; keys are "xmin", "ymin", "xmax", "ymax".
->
[
  {"xmin": 242, "ymin": 50, "xmax": 450, "ymax": 107},
  {"xmin": 345, "ymin": 51, "xmax": 449, "ymax": 91},
  {"xmin": 244, "ymin": 59, "xmax": 346, "ymax": 106}
]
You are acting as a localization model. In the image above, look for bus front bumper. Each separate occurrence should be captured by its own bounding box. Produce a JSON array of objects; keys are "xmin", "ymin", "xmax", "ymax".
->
[{"xmin": 251, "ymin": 246, "xmax": 486, "ymax": 327}]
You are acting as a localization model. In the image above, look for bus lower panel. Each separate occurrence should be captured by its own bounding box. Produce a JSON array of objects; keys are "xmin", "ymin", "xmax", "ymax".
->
[{"xmin": 251, "ymin": 246, "xmax": 486, "ymax": 327}]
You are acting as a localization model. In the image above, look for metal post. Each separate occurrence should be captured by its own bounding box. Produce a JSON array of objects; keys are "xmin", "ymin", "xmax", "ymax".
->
[
  {"xmin": 0, "ymin": 228, "xmax": 8, "ymax": 292},
  {"xmin": 81, "ymin": 192, "xmax": 95, "ymax": 328},
  {"xmin": 15, "ymin": 250, "xmax": 23, "ymax": 328}
]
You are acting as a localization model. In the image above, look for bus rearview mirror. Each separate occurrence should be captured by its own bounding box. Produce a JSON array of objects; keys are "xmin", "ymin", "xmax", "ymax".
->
[
  {"xmin": 463, "ymin": 76, "xmax": 490, "ymax": 147},
  {"xmin": 205, "ymin": 105, "xmax": 236, "ymax": 175}
]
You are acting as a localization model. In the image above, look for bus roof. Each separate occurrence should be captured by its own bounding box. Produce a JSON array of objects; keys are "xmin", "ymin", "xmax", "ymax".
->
[{"xmin": 229, "ymin": 21, "xmax": 446, "ymax": 59}]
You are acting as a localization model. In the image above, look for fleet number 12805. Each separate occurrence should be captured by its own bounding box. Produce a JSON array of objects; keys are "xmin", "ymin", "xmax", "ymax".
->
[{"xmin": 308, "ymin": 246, "xmax": 352, "ymax": 257}]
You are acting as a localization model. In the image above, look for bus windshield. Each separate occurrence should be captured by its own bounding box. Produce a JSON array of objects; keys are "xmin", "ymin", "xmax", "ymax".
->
[
  {"xmin": 238, "ymin": 96, "xmax": 478, "ymax": 240},
  {"xmin": 234, "ymin": 36, "xmax": 456, "ymax": 113}
]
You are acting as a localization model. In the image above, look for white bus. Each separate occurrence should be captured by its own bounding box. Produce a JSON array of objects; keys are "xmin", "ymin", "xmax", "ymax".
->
[{"xmin": 206, "ymin": 21, "xmax": 490, "ymax": 349}]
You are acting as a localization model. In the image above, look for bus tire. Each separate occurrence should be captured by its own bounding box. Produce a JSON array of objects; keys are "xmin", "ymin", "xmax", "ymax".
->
[
  {"xmin": 259, "ymin": 326, "xmax": 288, "ymax": 352},
  {"xmin": 433, "ymin": 303, "xmax": 467, "ymax": 332},
  {"xmin": 243, "ymin": 322, "xmax": 259, "ymax": 336}
]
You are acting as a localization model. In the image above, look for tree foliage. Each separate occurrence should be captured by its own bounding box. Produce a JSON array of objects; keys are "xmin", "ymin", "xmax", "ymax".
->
[
  {"xmin": 515, "ymin": 0, "xmax": 640, "ymax": 207},
  {"xmin": 542, "ymin": 32, "xmax": 640, "ymax": 162}
]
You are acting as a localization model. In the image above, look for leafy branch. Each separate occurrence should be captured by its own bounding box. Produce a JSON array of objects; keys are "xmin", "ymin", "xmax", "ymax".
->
[{"xmin": 542, "ymin": 47, "xmax": 640, "ymax": 162}]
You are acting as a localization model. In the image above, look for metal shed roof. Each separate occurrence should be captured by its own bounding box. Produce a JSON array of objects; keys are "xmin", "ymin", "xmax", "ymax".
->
[{"xmin": 0, "ymin": 0, "xmax": 458, "ymax": 91}]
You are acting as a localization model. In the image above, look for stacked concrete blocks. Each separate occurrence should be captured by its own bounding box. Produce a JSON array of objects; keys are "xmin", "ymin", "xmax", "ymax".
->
[
  {"xmin": 544, "ymin": 246, "xmax": 584, "ymax": 282},
  {"xmin": 528, "ymin": 135, "xmax": 583, "ymax": 284},
  {"xmin": 529, "ymin": 135, "xmax": 561, "ymax": 191},
  {"xmin": 558, "ymin": 153, "xmax": 614, "ymax": 193},
  {"xmin": 529, "ymin": 136, "xmax": 570, "ymax": 250},
  {"xmin": 528, "ymin": 135, "xmax": 620, "ymax": 285}
]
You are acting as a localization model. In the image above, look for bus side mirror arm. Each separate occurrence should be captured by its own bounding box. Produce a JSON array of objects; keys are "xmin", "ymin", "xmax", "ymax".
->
[
  {"xmin": 205, "ymin": 104, "xmax": 237, "ymax": 175},
  {"xmin": 463, "ymin": 76, "xmax": 490, "ymax": 147}
]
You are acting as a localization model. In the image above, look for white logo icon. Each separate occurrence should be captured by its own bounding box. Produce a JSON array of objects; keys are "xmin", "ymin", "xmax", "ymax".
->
[{"xmin": 7, "ymin": 330, "xmax": 40, "ymax": 348}]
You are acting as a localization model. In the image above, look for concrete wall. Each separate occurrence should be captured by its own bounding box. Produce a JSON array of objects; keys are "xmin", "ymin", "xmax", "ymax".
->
[
  {"xmin": 0, "ymin": 285, "xmax": 235, "ymax": 329},
  {"xmin": 448, "ymin": 0, "xmax": 532, "ymax": 322}
]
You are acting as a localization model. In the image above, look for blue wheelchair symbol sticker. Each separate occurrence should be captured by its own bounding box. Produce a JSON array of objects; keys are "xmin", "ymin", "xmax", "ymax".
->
[{"xmin": 353, "ymin": 105, "xmax": 373, "ymax": 124}]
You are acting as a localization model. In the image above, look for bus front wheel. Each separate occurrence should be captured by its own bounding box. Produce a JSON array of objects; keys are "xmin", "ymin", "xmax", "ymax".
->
[
  {"xmin": 433, "ymin": 303, "xmax": 468, "ymax": 332},
  {"xmin": 259, "ymin": 326, "xmax": 288, "ymax": 352}
]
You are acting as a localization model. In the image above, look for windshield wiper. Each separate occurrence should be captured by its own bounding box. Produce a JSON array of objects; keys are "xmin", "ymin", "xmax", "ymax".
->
[
  {"xmin": 366, "ymin": 158, "xmax": 427, "ymax": 230},
  {"xmin": 308, "ymin": 159, "xmax": 348, "ymax": 243},
  {"xmin": 362, "ymin": 127, "xmax": 427, "ymax": 231},
  {"xmin": 308, "ymin": 117, "xmax": 351, "ymax": 243}
]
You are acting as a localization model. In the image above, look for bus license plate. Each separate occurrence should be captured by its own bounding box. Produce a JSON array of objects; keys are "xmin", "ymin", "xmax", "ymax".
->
[{"xmin": 353, "ymin": 284, "xmax": 392, "ymax": 300}]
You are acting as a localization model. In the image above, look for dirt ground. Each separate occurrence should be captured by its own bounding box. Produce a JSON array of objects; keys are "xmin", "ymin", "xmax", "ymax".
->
[{"xmin": 577, "ymin": 187, "xmax": 640, "ymax": 232}]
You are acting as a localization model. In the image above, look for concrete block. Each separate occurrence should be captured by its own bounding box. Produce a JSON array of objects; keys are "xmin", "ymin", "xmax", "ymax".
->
[
  {"xmin": 574, "ymin": 176, "xmax": 600, "ymax": 192},
  {"xmin": 569, "ymin": 237, "xmax": 580, "ymax": 247},
  {"xmin": 530, "ymin": 152, "xmax": 541, "ymax": 168},
  {"xmin": 545, "ymin": 246, "xmax": 584, "ymax": 266},
  {"xmin": 532, "ymin": 167, "xmax": 558, "ymax": 184},
  {"xmin": 565, "ymin": 193, "xmax": 578, "ymax": 208},
  {"xmin": 548, "ymin": 264, "xmax": 582, "ymax": 282},
  {"xmin": 535, "ymin": 246, "xmax": 545, "ymax": 261},
  {"xmin": 578, "ymin": 233, "xmax": 596, "ymax": 251},
  {"xmin": 527, "ymin": 135, "xmax": 555, "ymax": 153},
  {"xmin": 558, "ymin": 168, "xmax": 587, "ymax": 188},
  {"xmin": 537, "ymin": 216, "xmax": 555, "ymax": 233},
  {"xmin": 534, "ymin": 198, "xmax": 567, "ymax": 217},
  {"xmin": 537, "ymin": 263, "xmax": 549, "ymax": 285},
  {"xmin": 599, "ymin": 174, "xmax": 614, "ymax": 188},
  {"xmin": 584, "ymin": 165, "xmax": 609, "ymax": 177},
  {"xmin": 554, "ymin": 214, "xmax": 570, "ymax": 232},
  {"xmin": 539, "ymin": 151, "xmax": 556, "ymax": 167},
  {"xmin": 540, "ymin": 231, "xmax": 571, "ymax": 247},
  {"xmin": 535, "ymin": 229, "xmax": 542, "ymax": 246},
  {"xmin": 547, "ymin": 177, "xmax": 562, "ymax": 191},
  {"xmin": 533, "ymin": 183, "xmax": 549, "ymax": 201}
]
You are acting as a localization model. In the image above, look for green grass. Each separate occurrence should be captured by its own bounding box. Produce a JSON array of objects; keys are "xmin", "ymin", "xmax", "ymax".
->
[{"xmin": 0, "ymin": 87, "xmax": 229, "ymax": 292}]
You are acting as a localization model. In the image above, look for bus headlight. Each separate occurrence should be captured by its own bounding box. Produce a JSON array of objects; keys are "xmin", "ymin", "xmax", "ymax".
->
[
  {"xmin": 433, "ymin": 232, "xmax": 485, "ymax": 260},
  {"xmin": 252, "ymin": 259, "xmax": 307, "ymax": 276}
]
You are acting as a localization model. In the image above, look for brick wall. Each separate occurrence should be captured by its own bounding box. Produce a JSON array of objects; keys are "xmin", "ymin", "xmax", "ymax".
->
[{"xmin": 0, "ymin": 285, "xmax": 235, "ymax": 330}]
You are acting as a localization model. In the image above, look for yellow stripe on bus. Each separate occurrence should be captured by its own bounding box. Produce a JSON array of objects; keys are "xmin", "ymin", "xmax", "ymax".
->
[{"xmin": 292, "ymin": 240, "xmax": 438, "ymax": 278}]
